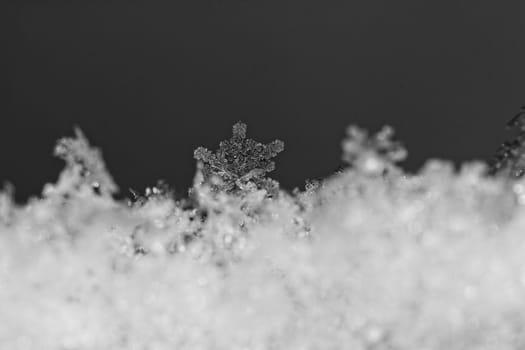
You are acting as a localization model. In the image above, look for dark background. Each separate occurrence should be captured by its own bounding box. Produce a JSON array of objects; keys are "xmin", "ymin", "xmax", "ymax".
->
[{"xmin": 2, "ymin": 0, "xmax": 525, "ymax": 202}]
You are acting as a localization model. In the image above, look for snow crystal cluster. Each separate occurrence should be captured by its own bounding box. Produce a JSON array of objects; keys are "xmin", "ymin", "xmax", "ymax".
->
[{"xmin": 1, "ymin": 125, "xmax": 525, "ymax": 349}]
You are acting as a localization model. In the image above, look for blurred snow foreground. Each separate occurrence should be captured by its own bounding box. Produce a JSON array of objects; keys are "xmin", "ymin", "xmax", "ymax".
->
[{"xmin": 3, "ymin": 126, "xmax": 525, "ymax": 350}]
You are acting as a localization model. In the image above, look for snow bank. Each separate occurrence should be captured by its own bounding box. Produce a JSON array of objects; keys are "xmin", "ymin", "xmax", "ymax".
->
[{"xmin": 1, "ymin": 129, "xmax": 525, "ymax": 349}]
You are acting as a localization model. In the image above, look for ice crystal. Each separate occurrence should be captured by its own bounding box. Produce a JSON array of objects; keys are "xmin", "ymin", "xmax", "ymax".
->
[
  {"xmin": 44, "ymin": 127, "xmax": 118, "ymax": 197},
  {"xmin": 342, "ymin": 125, "xmax": 407, "ymax": 175},
  {"xmin": 193, "ymin": 122, "xmax": 284, "ymax": 196},
  {"xmin": 489, "ymin": 107, "xmax": 525, "ymax": 179}
]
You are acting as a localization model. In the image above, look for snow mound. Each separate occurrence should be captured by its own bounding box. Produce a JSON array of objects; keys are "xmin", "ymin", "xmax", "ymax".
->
[{"xmin": 1, "ymin": 128, "xmax": 525, "ymax": 349}]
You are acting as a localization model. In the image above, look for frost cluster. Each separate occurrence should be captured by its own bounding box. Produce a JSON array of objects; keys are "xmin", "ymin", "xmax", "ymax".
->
[{"xmin": 2, "ymin": 126, "xmax": 525, "ymax": 349}]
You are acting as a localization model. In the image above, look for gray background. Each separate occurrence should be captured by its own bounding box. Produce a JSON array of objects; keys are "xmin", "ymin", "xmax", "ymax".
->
[{"xmin": 2, "ymin": 0, "xmax": 525, "ymax": 201}]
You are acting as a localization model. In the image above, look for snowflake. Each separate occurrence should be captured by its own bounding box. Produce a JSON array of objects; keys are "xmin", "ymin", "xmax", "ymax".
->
[
  {"xmin": 193, "ymin": 122, "xmax": 284, "ymax": 196},
  {"xmin": 341, "ymin": 125, "xmax": 407, "ymax": 175},
  {"xmin": 489, "ymin": 106, "xmax": 525, "ymax": 179},
  {"xmin": 45, "ymin": 127, "xmax": 118, "ymax": 197}
]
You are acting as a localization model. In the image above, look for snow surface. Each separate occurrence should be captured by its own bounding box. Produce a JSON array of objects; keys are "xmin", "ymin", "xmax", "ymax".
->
[{"xmin": 2, "ymin": 129, "xmax": 525, "ymax": 349}]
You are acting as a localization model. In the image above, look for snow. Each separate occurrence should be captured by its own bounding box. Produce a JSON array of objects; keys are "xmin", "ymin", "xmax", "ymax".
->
[{"xmin": 1, "ymin": 128, "xmax": 525, "ymax": 349}]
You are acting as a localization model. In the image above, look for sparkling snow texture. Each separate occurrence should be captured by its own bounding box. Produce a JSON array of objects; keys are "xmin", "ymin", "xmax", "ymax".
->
[{"xmin": 1, "ymin": 128, "xmax": 525, "ymax": 349}]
